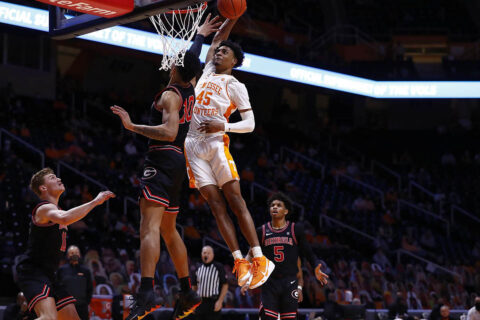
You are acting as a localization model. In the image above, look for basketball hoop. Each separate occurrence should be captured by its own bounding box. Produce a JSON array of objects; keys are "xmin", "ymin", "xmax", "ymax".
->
[{"xmin": 150, "ymin": 2, "xmax": 208, "ymax": 71}]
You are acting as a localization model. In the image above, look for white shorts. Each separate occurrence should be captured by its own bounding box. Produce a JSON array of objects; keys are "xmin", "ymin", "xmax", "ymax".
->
[{"xmin": 184, "ymin": 134, "xmax": 240, "ymax": 189}]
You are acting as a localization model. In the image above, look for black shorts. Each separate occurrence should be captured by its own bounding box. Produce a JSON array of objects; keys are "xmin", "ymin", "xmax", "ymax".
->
[
  {"xmin": 260, "ymin": 276, "xmax": 298, "ymax": 320},
  {"xmin": 140, "ymin": 146, "xmax": 186, "ymax": 214},
  {"xmin": 16, "ymin": 262, "xmax": 76, "ymax": 313}
]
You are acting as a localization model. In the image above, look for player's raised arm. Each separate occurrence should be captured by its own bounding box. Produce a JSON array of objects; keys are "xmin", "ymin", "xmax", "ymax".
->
[
  {"xmin": 35, "ymin": 191, "xmax": 115, "ymax": 226},
  {"xmin": 189, "ymin": 14, "xmax": 221, "ymax": 57},
  {"xmin": 205, "ymin": 18, "xmax": 239, "ymax": 64},
  {"xmin": 110, "ymin": 92, "xmax": 181, "ymax": 141}
]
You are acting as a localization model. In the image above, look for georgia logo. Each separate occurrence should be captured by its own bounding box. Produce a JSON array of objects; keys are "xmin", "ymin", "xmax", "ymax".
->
[
  {"xmin": 291, "ymin": 289, "xmax": 299, "ymax": 300},
  {"xmin": 143, "ymin": 167, "xmax": 157, "ymax": 179}
]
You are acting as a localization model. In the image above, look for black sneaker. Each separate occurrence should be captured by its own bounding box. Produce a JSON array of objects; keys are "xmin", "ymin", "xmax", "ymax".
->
[
  {"xmin": 171, "ymin": 289, "xmax": 202, "ymax": 320},
  {"xmin": 126, "ymin": 290, "xmax": 161, "ymax": 320}
]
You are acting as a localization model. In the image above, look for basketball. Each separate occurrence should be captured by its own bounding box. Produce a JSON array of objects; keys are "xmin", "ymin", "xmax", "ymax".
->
[{"xmin": 217, "ymin": 0, "xmax": 247, "ymax": 20}]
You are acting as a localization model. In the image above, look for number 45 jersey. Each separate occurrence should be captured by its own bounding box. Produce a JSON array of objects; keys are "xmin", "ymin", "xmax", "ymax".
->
[
  {"xmin": 188, "ymin": 60, "xmax": 252, "ymax": 138},
  {"xmin": 257, "ymin": 221, "xmax": 319, "ymax": 278}
]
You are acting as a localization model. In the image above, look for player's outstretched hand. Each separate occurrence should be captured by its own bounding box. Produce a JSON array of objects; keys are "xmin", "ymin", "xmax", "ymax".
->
[
  {"xmin": 199, "ymin": 121, "xmax": 224, "ymax": 133},
  {"xmin": 94, "ymin": 191, "xmax": 116, "ymax": 205},
  {"xmin": 315, "ymin": 264, "xmax": 329, "ymax": 286},
  {"xmin": 197, "ymin": 13, "xmax": 222, "ymax": 37},
  {"xmin": 111, "ymin": 105, "xmax": 134, "ymax": 131}
]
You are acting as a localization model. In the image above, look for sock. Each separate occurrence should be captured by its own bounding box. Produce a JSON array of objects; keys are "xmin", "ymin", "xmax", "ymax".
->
[
  {"xmin": 245, "ymin": 252, "xmax": 252, "ymax": 262},
  {"xmin": 232, "ymin": 250, "xmax": 243, "ymax": 260},
  {"xmin": 251, "ymin": 246, "xmax": 262, "ymax": 258},
  {"xmin": 140, "ymin": 277, "xmax": 154, "ymax": 292},
  {"xmin": 179, "ymin": 277, "xmax": 191, "ymax": 292}
]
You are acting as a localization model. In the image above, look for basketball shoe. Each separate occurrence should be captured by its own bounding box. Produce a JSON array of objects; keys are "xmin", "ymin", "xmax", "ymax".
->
[
  {"xmin": 126, "ymin": 290, "xmax": 161, "ymax": 320},
  {"xmin": 233, "ymin": 258, "xmax": 252, "ymax": 286},
  {"xmin": 249, "ymin": 256, "xmax": 275, "ymax": 289},
  {"xmin": 171, "ymin": 289, "xmax": 202, "ymax": 320}
]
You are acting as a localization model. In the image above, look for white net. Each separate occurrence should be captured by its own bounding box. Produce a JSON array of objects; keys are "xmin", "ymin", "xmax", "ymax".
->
[{"xmin": 150, "ymin": 2, "xmax": 207, "ymax": 71}]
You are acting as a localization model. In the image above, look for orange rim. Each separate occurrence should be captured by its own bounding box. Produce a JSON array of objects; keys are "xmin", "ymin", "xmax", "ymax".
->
[{"xmin": 165, "ymin": 2, "xmax": 207, "ymax": 14}]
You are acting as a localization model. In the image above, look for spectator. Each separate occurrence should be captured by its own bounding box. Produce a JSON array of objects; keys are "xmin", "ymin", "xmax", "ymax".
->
[
  {"xmin": 3, "ymin": 292, "xmax": 29, "ymax": 320},
  {"xmin": 56, "ymin": 245, "xmax": 93, "ymax": 320},
  {"xmin": 440, "ymin": 305, "xmax": 456, "ymax": 320},
  {"xmin": 126, "ymin": 260, "xmax": 141, "ymax": 294},
  {"xmin": 373, "ymin": 248, "xmax": 391, "ymax": 270},
  {"xmin": 88, "ymin": 259, "xmax": 108, "ymax": 285},
  {"xmin": 109, "ymin": 272, "xmax": 126, "ymax": 295}
]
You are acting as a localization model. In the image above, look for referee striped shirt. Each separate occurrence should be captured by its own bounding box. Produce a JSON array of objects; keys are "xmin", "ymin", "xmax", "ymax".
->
[{"xmin": 192, "ymin": 262, "xmax": 226, "ymax": 298}]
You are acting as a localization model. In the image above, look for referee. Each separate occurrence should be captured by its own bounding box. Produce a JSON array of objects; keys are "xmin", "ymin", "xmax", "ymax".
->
[{"xmin": 192, "ymin": 246, "xmax": 228, "ymax": 320}]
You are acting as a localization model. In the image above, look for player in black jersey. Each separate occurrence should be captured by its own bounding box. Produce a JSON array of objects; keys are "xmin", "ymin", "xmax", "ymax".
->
[
  {"xmin": 111, "ymin": 14, "xmax": 221, "ymax": 320},
  {"xmin": 16, "ymin": 168, "xmax": 114, "ymax": 320},
  {"xmin": 242, "ymin": 192, "xmax": 329, "ymax": 320}
]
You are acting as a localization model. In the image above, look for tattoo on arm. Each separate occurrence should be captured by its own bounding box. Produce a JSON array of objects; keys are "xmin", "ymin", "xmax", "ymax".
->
[{"xmin": 132, "ymin": 124, "xmax": 171, "ymax": 141}]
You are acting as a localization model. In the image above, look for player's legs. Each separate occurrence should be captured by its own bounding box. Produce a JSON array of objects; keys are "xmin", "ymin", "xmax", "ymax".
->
[
  {"xmin": 279, "ymin": 277, "xmax": 299, "ymax": 320},
  {"xmin": 127, "ymin": 197, "xmax": 164, "ymax": 320},
  {"xmin": 186, "ymin": 137, "xmax": 252, "ymax": 285},
  {"xmin": 160, "ymin": 213, "xmax": 188, "ymax": 278},
  {"xmin": 33, "ymin": 297, "xmax": 58, "ymax": 320},
  {"xmin": 214, "ymin": 148, "xmax": 274, "ymax": 289},
  {"xmin": 57, "ymin": 304, "xmax": 81, "ymax": 320},
  {"xmin": 161, "ymin": 212, "xmax": 202, "ymax": 319},
  {"xmin": 199, "ymin": 184, "xmax": 252, "ymax": 286},
  {"xmin": 139, "ymin": 197, "xmax": 165, "ymax": 278},
  {"xmin": 259, "ymin": 279, "xmax": 280, "ymax": 320},
  {"xmin": 222, "ymin": 180, "xmax": 259, "ymax": 247},
  {"xmin": 198, "ymin": 184, "xmax": 240, "ymax": 252}
]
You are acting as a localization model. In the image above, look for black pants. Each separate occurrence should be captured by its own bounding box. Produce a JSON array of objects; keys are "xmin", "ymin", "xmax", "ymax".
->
[
  {"xmin": 195, "ymin": 297, "xmax": 221, "ymax": 320},
  {"xmin": 75, "ymin": 303, "xmax": 89, "ymax": 320}
]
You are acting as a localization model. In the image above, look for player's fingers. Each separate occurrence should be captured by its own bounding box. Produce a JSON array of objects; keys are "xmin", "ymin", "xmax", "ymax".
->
[
  {"xmin": 210, "ymin": 15, "xmax": 220, "ymax": 23},
  {"xmin": 204, "ymin": 13, "xmax": 211, "ymax": 22}
]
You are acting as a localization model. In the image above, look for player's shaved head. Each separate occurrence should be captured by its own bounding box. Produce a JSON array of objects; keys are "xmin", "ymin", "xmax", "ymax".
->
[{"xmin": 30, "ymin": 167, "xmax": 54, "ymax": 196}]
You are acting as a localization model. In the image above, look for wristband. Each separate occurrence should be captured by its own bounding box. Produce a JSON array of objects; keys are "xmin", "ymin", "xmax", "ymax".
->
[{"xmin": 297, "ymin": 285, "xmax": 303, "ymax": 290}]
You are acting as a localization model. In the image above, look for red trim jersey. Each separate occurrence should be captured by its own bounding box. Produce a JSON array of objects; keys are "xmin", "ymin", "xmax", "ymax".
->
[
  {"xmin": 25, "ymin": 201, "xmax": 68, "ymax": 276},
  {"xmin": 257, "ymin": 221, "xmax": 319, "ymax": 278}
]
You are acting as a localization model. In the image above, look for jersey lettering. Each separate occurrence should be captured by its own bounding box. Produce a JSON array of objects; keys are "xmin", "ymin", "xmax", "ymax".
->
[{"xmin": 274, "ymin": 246, "xmax": 285, "ymax": 262}]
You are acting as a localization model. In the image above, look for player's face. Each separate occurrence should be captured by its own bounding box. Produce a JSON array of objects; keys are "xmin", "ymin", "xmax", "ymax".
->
[
  {"xmin": 269, "ymin": 200, "xmax": 288, "ymax": 219},
  {"xmin": 214, "ymin": 46, "xmax": 237, "ymax": 70},
  {"xmin": 42, "ymin": 173, "xmax": 65, "ymax": 195},
  {"xmin": 201, "ymin": 247, "xmax": 214, "ymax": 263}
]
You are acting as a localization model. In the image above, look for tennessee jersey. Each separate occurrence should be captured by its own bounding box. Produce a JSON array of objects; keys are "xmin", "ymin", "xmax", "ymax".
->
[{"xmin": 188, "ymin": 61, "xmax": 252, "ymax": 138}]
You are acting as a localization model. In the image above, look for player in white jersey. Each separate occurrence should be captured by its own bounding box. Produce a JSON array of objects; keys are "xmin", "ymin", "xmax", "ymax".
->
[{"xmin": 184, "ymin": 18, "xmax": 274, "ymax": 290}]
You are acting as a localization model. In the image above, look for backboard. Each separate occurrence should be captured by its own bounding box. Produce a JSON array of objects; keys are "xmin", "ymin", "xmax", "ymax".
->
[{"xmin": 49, "ymin": 0, "xmax": 208, "ymax": 40}]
